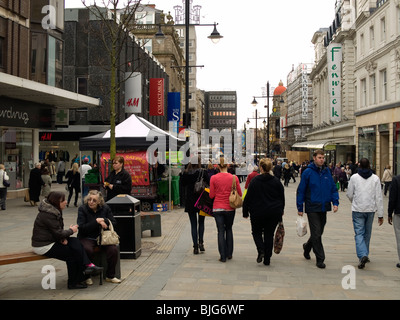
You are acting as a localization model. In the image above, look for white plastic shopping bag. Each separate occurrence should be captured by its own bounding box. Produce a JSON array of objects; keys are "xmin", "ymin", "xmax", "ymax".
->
[{"xmin": 296, "ymin": 215, "xmax": 308, "ymax": 237}]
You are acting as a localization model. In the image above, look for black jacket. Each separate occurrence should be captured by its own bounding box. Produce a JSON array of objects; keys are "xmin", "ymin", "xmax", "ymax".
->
[
  {"xmin": 388, "ymin": 175, "xmax": 400, "ymax": 218},
  {"xmin": 65, "ymin": 169, "xmax": 81, "ymax": 191},
  {"xmin": 77, "ymin": 203, "xmax": 116, "ymax": 240},
  {"xmin": 104, "ymin": 168, "xmax": 132, "ymax": 201},
  {"xmin": 181, "ymin": 168, "xmax": 209, "ymax": 213},
  {"xmin": 243, "ymin": 173, "xmax": 285, "ymax": 220},
  {"xmin": 32, "ymin": 200, "xmax": 73, "ymax": 247}
]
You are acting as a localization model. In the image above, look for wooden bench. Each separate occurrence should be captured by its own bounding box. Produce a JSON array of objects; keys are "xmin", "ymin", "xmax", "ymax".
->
[
  {"xmin": 0, "ymin": 248, "xmax": 122, "ymax": 286},
  {"xmin": 0, "ymin": 251, "xmax": 49, "ymax": 266},
  {"xmin": 140, "ymin": 212, "xmax": 161, "ymax": 237}
]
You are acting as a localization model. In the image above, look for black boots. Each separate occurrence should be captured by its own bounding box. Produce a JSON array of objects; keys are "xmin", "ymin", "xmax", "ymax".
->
[{"xmin": 194, "ymin": 242, "xmax": 205, "ymax": 254}]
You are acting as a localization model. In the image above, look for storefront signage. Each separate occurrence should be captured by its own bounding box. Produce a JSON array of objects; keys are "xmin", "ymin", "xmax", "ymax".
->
[
  {"xmin": 167, "ymin": 92, "xmax": 180, "ymax": 135},
  {"xmin": 301, "ymin": 64, "xmax": 309, "ymax": 119},
  {"xmin": 149, "ymin": 78, "xmax": 164, "ymax": 116},
  {"xmin": 0, "ymin": 97, "xmax": 52, "ymax": 128},
  {"xmin": 125, "ymin": 72, "xmax": 142, "ymax": 114},
  {"xmin": 327, "ymin": 43, "xmax": 342, "ymax": 122}
]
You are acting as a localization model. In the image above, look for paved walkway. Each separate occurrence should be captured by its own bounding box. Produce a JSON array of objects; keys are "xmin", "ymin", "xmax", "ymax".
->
[{"xmin": 0, "ymin": 178, "xmax": 399, "ymax": 300}]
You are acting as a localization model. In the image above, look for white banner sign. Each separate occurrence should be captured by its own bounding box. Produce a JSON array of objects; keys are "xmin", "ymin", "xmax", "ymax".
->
[
  {"xmin": 301, "ymin": 64, "xmax": 308, "ymax": 119},
  {"xmin": 328, "ymin": 44, "xmax": 342, "ymax": 122},
  {"xmin": 125, "ymin": 72, "xmax": 142, "ymax": 113}
]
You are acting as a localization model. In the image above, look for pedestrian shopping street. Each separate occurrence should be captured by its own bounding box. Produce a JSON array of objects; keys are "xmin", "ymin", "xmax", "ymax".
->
[{"xmin": 0, "ymin": 180, "xmax": 399, "ymax": 300}]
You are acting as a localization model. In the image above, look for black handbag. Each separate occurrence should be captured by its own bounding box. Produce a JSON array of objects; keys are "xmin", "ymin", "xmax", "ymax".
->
[
  {"xmin": 194, "ymin": 170, "xmax": 206, "ymax": 194},
  {"xmin": 2, "ymin": 172, "xmax": 10, "ymax": 188}
]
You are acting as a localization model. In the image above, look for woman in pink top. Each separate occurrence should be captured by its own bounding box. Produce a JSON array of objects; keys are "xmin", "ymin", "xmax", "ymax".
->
[{"xmin": 209, "ymin": 157, "xmax": 242, "ymax": 262}]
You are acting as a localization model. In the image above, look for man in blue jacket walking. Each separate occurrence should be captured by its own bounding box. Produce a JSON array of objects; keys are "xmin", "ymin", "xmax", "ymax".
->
[{"xmin": 297, "ymin": 149, "xmax": 339, "ymax": 268}]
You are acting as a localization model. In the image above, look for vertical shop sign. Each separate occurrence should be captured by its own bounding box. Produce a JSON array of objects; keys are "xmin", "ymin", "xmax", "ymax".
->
[
  {"xmin": 167, "ymin": 92, "xmax": 181, "ymax": 135},
  {"xmin": 301, "ymin": 64, "xmax": 309, "ymax": 119},
  {"xmin": 149, "ymin": 78, "xmax": 164, "ymax": 116},
  {"xmin": 328, "ymin": 44, "xmax": 342, "ymax": 122},
  {"xmin": 125, "ymin": 72, "xmax": 142, "ymax": 113}
]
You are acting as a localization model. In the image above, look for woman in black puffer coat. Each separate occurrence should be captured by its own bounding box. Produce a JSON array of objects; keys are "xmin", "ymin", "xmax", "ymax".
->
[{"xmin": 243, "ymin": 158, "xmax": 285, "ymax": 266}]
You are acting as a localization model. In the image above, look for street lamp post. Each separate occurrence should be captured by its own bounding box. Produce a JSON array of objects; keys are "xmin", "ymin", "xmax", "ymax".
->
[
  {"xmin": 246, "ymin": 107, "xmax": 269, "ymax": 164},
  {"xmin": 154, "ymin": 6, "xmax": 222, "ymax": 132},
  {"xmin": 250, "ymin": 81, "xmax": 271, "ymax": 159}
]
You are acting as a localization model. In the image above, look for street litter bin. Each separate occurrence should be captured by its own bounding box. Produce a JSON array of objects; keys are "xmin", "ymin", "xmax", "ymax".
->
[{"xmin": 106, "ymin": 194, "xmax": 141, "ymax": 259}]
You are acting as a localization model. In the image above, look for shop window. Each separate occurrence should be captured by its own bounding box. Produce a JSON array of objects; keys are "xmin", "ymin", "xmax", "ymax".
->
[
  {"xmin": 358, "ymin": 126, "xmax": 376, "ymax": 169},
  {"xmin": 0, "ymin": 128, "xmax": 33, "ymax": 190},
  {"xmin": 0, "ymin": 37, "xmax": 4, "ymax": 70}
]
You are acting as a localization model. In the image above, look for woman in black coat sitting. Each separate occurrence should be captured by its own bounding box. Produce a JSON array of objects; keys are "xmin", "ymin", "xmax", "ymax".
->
[
  {"xmin": 77, "ymin": 190, "xmax": 121, "ymax": 284},
  {"xmin": 243, "ymin": 158, "xmax": 285, "ymax": 266}
]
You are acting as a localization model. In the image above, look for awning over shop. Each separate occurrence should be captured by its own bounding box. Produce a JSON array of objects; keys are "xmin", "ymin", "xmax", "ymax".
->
[
  {"xmin": 292, "ymin": 138, "xmax": 350, "ymax": 149},
  {"xmin": 0, "ymin": 72, "xmax": 100, "ymax": 109}
]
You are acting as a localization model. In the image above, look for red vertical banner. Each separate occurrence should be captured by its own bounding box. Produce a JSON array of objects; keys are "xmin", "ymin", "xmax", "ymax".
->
[{"xmin": 149, "ymin": 78, "xmax": 164, "ymax": 116}]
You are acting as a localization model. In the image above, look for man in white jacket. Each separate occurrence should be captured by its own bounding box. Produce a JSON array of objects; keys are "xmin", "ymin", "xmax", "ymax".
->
[{"xmin": 346, "ymin": 158, "xmax": 383, "ymax": 269}]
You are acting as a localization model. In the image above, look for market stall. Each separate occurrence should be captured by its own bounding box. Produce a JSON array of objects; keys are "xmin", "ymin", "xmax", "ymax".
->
[{"xmin": 79, "ymin": 114, "xmax": 185, "ymax": 211}]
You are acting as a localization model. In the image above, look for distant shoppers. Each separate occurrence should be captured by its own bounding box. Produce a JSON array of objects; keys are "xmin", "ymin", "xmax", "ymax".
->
[
  {"xmin": 181, "ymin": 156, "xmax": 209, "ymax": 254},
  {"xmin": 57, "ymin": 159, "xmax": 66, "ymax": 184},
  {"xmin": 80, "ymin": 158, "xmax": 92, "ymax": 201},
  {"xmin": 346, "ymin": 158, "xmax": 383, "ymax": 269},
  {"xmin": 381, "ymin": 165, "xmax": 393, "ymax": 196},
  {"xmin": 282, "ymin": 163, "xmax": 291, "ymax": 187},
  {"xmin": 41, "ymin": 167, "xmax": 52, "ymax": 198},
  {"xmin": 244, "ymin": 165, "xmax": 259, "ymax": 190},
  {"xmin": 273, "ymin": 161, "xmax": 282, "ymax": 180},
  {"xmin": 77, "ymin": 190, "xmax": 120, "ymax": 284},
  {"xmin": 29, "ymin": 162, "xmax": 44, "ymax": 206},
  {"xmin": 209, "ymin": 157, "xmax": 242, "ymax": 262},
  {"xmin": 65, "ymin": 163, "xmax": 81, "ymax": 207},
  {"xmin": 338, "ymin": 167, "xmax": 348, "ymax": 192},
  {"xmin": 31, "ymin": 191, "xmax": 103, "ymax": 289},
  {"xmin": 388, "ymin": 173, "xmax": 400, "ymax": 268},
  {"xmin": 104, "ymin": 156, "xmax": 132, "ymax": 201},
  {"xmin": 0, "ymin": 164, "xmax": 10, "ymax": 210},
  {"xmin": 296, "ymin": 149, "xmax": 339, "ymax": 268},
  {"xmin": 243, "ymin": 158, "xmax": 285, "ymax": 266}
]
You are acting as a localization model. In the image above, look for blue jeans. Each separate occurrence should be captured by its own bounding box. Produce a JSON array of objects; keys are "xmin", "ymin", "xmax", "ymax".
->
[
  {"xmin": 352, "ymin": 211, "xmax": 375, "ymax": 260},
  {"xmin": 214, "ymin": 211, "xmax": 235, "ymax": 260}
]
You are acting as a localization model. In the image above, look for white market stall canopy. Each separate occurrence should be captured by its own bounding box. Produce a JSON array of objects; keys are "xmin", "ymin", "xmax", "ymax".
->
[{"xmin": 79, "ymin": 114, "xmax": 185, "ymax": 151}]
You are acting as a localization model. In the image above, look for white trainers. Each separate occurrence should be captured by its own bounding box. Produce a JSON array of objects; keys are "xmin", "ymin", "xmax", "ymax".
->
[
  {"xmin": 106, "ymin": 277, "xmax": 121, "ymax": 283},
  {"xmin": 85, "ymin": 277, "xmax": 93, "ymax": 285}
]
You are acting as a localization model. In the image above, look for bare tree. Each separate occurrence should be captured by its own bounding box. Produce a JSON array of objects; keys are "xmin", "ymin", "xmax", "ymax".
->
[{"xmin": 80, "ymin": 0, "xmax": 143, "ymax": 159}]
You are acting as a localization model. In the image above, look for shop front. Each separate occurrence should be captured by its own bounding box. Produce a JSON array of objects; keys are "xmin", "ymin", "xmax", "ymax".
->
[
  {"xmin": 0, "ymin": 73, "xmax": 100, "ymax": 198},
  {"xmin": 0, "ymin": 97, "xmax": 53, "ymax": 196}
]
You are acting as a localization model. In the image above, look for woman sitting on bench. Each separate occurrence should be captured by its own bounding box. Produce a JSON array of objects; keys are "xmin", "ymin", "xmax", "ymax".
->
[
  {"xmin": 77, "ymin": 190, "xmax": 121, "ymax": 284},
  {"xmin": 32, "ymin": 191, "xmax": 103, "ymax": 289}
]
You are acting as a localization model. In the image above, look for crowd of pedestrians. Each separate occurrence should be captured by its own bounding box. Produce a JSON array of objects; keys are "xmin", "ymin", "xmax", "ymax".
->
[
  {"xmin": 179, "ymin": 151, "xmax": 399, "ymax": 272},
  {"xmin": 2, "ymin": 149, "xmax": 399, "ymax": 290}
]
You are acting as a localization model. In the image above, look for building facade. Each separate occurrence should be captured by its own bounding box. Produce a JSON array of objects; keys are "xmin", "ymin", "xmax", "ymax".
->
[
  {"xmin": 205, "ymin": 91, "xmax": 238, "ymax": 132},
  {"xmin": 301, "ymin": 1, "xmax": 356, "ymax": 165},
  {"xmin": 353, "ymin": 0, "xmax": 400, "ymax": 176},
  {"xmin": 286, "ymin": 64, "xmax": 314, "ymax": 148},
  {"xmin": 0, "ymin": 0, "xmax": 99, "ymax": 198}
]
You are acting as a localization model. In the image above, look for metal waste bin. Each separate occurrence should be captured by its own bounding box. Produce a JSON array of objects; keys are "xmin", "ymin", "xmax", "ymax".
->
[{"xmin": 106, "ymin": 194, "xmax": 141, "ymax": 259}]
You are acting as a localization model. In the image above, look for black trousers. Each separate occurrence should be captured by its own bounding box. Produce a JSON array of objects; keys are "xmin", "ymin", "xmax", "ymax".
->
[
  {"xmin": 250, "ymin": 215, "xmax": 280, "ymax": 259},
  {"xmin": 304, "ymin": 212, "xmax": 327, "ymax": 263},
  {"xmin": 45, "ymin": 237, "xmax": 91, "ymax": 286},
  {"xmin": 80, "ymin": 238, "xmax": 119, "ymax": 278}
]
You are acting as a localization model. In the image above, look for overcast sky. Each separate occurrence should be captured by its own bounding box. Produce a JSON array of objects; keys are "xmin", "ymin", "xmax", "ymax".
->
[{"xmin": 65, "ymin": 0, "xmax": 338, "ymax": 129}]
